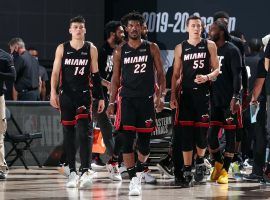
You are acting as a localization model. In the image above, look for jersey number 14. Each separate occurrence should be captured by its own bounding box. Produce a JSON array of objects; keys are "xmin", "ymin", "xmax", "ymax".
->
[{"xmin": 74, "ymin": 67, "xmax": 85, "ymax": 75}]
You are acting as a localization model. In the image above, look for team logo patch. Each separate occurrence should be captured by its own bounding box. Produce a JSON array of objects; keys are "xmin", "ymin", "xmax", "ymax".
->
[
  {"xmin": 225, "ymin": 117, "xmax": 234, "ymax": 125},
  {"xmin": 201, "ymin": 114, "xmax": 209, "ymax": 122},
  {"xmin": 145, "ymin": 118, "xmax": 153, "ymax": 128}
]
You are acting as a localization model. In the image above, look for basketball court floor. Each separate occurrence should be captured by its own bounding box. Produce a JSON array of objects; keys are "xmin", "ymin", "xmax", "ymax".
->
[{"xmin": 1, "ymin": 167, "xmax": 270, "ymax": 199}]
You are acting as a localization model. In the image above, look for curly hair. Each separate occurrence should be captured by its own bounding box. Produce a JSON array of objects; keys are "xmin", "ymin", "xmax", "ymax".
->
[{"xmin": 121, "ymin": 11, "xmax": 145, "ymax": 28}]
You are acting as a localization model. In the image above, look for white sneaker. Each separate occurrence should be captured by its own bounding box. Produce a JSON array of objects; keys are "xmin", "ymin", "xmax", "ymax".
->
[
  {"xmin": 243, "ymin": 159, "xmax": 253, "ymax": 170},
  {"xmin": 79, "ymin": 169, "xmax": 96, "ymax": 189},
  {"xmin": 106, "ymin": 163, "xmax": 122, "ymax": 181},
  {"xmin": 139, "ymin": 168, "xmax": 157, "ymax": 184},
  {"xmin": 58, "ymin": 165, "xmax": 70, "ymax": 177},
  {"xmin": 129, "ymin": 176, "xmax": 142, "ymax": 196},
  {"xmin": 66, "ymin": 172, "xmax": 79, "ymax": 188},
  {"xmin": 119, "ymin": 162, "xmax": 127, "ymax": 174}
]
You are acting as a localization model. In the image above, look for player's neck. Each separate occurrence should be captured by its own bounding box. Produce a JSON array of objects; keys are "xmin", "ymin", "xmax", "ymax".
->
[
  {"xmin": 216, "ymin": 39, "xmax": 225, "ymax": 48},
  {"xmin": 128, "ymin": 38, "xmax": 142, "ymax": 49},
  {"xmin": 187, "ymin": 37, "xmax": 201, "ymax": 46},
  {"xmin": 107, "ymin": 38, "xmax": 116, "ymax": 49},
  {"xmin": 70, "ymin": 39, "xmax": 84, "ymax": 50}
]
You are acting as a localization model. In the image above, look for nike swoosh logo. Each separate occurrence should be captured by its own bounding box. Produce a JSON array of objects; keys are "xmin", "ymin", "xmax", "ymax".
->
[
  {"xmin": 67, "ymin": 52, "xmax": 73, "ymax": 54},
  {"xmin": 125, "ymin": 51, "xmax": 131, "ymax": 54}
]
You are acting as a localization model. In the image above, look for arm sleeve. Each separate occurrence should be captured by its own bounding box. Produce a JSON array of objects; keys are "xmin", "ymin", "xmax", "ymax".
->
[{"xmin": 230, "ymin": 47, "xmax": 242, "ymax": 97}]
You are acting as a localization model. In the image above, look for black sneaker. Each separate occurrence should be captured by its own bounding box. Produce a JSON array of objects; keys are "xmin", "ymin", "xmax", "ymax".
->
[
  {"xmin": 194, "ymin": 163, "xmax": 206, "ymax": 183},
  {"xmin": 182, "ymin": 171, "xmax": 194, "ymax": 188},
  {"xmin": 174, "ymin": 172, "xmax": 184, "ymax": 186},
  {"xmin": 0, "ymin": 171, "xmax": 6, "ymax": 180},
  {"xmin": 157, "ymin": 155, "xmax": 174, "ymax": 178},
  {"xmin": 243, "ymin": 173, "xmax": 262, "ymax": 182}
]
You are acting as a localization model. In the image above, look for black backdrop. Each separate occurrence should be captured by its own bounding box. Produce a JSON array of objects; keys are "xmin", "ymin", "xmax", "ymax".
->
[
  {"xmin": 106, "ymin": 0, "xmax": 270, "ymax": 50},
  {"xmin": 0, "ymin": 0, "xmax": 105, "ymax": 60},
  {"xmin": 0, "ymin": 0, "xmax": 269, "ymax": 60}
]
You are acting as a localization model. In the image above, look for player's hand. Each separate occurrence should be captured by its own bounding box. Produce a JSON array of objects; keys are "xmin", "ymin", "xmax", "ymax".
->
[
  {"xmin": 50, "ymin": 92, "xmax": 59, "ymax": 109},
  {"xmin": 230, "ymin": 98, "xmax": 240, "ymax": 114},
  {"xmin": 106, "ymin": 103, "xmax": 115, "ymax": 117},
  {"xmin": 170, "ymin": 98, "xmax": 178, "ymax": 109},
  {"xmin": 194, "ymin": 74, "xmax": 208, "ymax": 84},
  {"xmin": 97, "ymin": 99, "xmax": 105, "ymax": 113},
  {"xmin": 155, "ymin": 97, "xmax": 164, "ymax": 113}
]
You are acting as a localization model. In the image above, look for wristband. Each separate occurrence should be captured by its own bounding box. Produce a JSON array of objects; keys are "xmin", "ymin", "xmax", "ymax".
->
[{"xmin": 206, "ymin": 75, "xmax": 210, "ymax": 81}]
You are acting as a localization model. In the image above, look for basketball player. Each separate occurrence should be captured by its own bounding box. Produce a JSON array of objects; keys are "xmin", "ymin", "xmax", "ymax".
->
[
  {"xmin": 208, "ymin": 20, "xmax": 242, "ymax": 184},
  {"xmin": 50, "ymin": 15, "xmax": 105, "ymax": 188},
  {"xmin": 107, "ymin": 12, "xmax": 166, "ymax": 196},
  {"xmin": 170, "ymin": 15, "xmax": 220, "ymax": 187}
]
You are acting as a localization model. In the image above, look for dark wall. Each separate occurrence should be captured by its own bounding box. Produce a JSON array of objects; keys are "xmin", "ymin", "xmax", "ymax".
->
[
  {"xmin": 106, "ymin": 0, "xmax": 270, "ymax": 50},
  {"xmin": 0, "ymin": 0, "xmax": 105, "ymax": 60}
]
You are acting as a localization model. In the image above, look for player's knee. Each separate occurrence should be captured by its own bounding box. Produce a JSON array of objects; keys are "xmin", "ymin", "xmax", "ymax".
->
[
  {"xmin": 137, "ymin": 143, "xmax": 150, "ymax": 156},
  {"xmin": 196, "ymin": 137, "xmax": 207, "ymax": 149},
  {"xmin": 182, "ymin": 141, "xmax": 193, "ymax": 151},
  {"xmin": 121, "ymin": 131, "xmax": 135, "ymax": 154},
  {"xmin": 208, "ymin": 126, "xmax": 220, "ymax": 149}
]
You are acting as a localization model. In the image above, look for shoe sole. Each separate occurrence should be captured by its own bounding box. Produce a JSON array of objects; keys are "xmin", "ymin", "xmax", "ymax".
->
[
  {"xmin": 157, "ymin": 164, "xmax": 174, "ymax": 179},
  {"xmin": 79, "ymin": 182, "xmax": 92, "ymax": 189},
  {"xmin": 129, "ymin": 191, "xmax": 141, "ymax": 196}
]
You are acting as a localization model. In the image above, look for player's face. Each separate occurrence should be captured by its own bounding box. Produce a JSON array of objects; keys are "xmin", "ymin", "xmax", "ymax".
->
[
  {"xmin": 141, "ymin": 23, "xmax": 148, "ymax": 39},
  {"xmin": 69, "ymin": 22, "xmax": 86, "ymax": 39},
  {"xmin": 208, "ymin": 24, "xmax": 221, "ymax": 42},
  {"xmin": 186, "ymin": 19, "xmax": 202, "ymax": 38},
  {"xmin": 126, "ymin": 20, "xmax": 142, "ymax": 40},
  {"xmin": 217, "ymin": 18, "xmax": 229, "ymax": 27},
  {"xmin": 29, "ymin": 50, "xmax": 38, "ymax": 58},
  {"xmin": 115, "ymin": 26, "xmax": 125, "ymax": 44}
]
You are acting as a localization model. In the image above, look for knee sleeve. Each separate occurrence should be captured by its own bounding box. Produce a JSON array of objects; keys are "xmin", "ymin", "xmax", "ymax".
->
[
  {"xmin": 208, "ymin": 126, "xmax": 220, "ymax": 150},
  {"xmin": 137, "ymin": 134, "xmax": 151, "ymax": 156},
  {"xmin": 181, "ymin": 126, "xmax": 194, "ymax": 151},
  {"xmin": 225, "ymin": 130, "xmax": 236, "ymax": 153},
  {"xmin": 121, "ymin": 131, "xmax": 136, "ymax": 154},
  {"xmin": 195, "ymin": 128, "xmax": 207, "ymax": 149}
]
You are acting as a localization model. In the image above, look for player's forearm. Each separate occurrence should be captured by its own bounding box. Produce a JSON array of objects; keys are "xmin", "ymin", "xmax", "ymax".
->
[
  {"xmin": 233, "ymin": 73, "xmax": 242, "ymax": 98},
  {"xmin": 251, "ymin": 78, "xmax": 265, "ymax": 101},
  {"xmin": 50, "ymin": 73, "xmax": 59, "ymax": 94},
  {"xmin": 157, "ymin": 72, "xmax": 166, "ymax": 97},
  {"xmin": 170, "ymin": 74, "xmax": 178, "ymax": 100},
  {"xmin": 208, "ymin": 66, "xmax": 220, "ymax": 80},
  {"xmin": 109, "ymin": 79, "xmax": 120, "ymax": 104},
  {"xmin": 265, "ymin": 58, "xmax": 270, "ymax": 71},
  {"xmin": 102, "ymin": 79, "xmax": 110, "ymax": 87}
]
